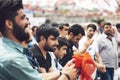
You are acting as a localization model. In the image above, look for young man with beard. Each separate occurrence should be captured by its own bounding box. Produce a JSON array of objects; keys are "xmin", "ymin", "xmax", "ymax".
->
[
  {"xmin": 30, "ymin": 27, "xmax": 60, "ymax": 73},
  {"xmin": 0, "ymin": 0, "xmax": 78, "ymax": 80},
  {"xmin": 60, "ymin": 24, "xmax": 93, "ymax": 66},
  {"xmin": 96, "ymin": 23, "xmax": 118, "ymax": 80},
  {"xmin": 78, "ymin": 24, "xmax": 104, "ymax": 66},
  {"xmin": 78, "ymin": 24, "xmax": 106, "ymax": 79}
]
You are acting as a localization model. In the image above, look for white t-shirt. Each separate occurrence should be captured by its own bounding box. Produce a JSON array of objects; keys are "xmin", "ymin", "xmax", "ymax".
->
[
  {"xmin": 78, "ymin": 36, "xmax": 98, "ymax": 59},
  {"xmin": 49, "ymin": 52, "xmax": 63, "ymax": 71}
]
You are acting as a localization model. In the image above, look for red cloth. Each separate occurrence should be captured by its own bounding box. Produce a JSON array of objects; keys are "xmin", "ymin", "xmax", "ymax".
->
[{"xmin": 72, "ymin": 52, "xmax": 96, "ymax": 80}]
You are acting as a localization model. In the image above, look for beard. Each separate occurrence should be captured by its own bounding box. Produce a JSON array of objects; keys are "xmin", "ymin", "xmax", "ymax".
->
[
  {"xmin": 12, "ymin": 21, "xmax": 30, "ymax": 42},
  {"xmin": 88, "ymin": 35, "xmax": 93, "ymax": 39},
  {"xmin": 105, "ymin": 30, "xmax": 113, "ymax": 36},
  {"xmin": 44, "ymin": 42, "xmax": 56, "ymax": 52}
]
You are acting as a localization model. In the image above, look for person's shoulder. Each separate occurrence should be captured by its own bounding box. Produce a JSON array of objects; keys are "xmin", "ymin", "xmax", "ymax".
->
[
  {"xmin": 30, "ymin": 44, "xmax": 39, "ymax": 51},
  {"xmin": 0, "ymin": 51, "xmax": 27, "ymax": 67},
  {"xmin": 30, "ymin": 44, "xmax": 41, "ymax": 55},
  {"xmin": 96, "ymin": 34, "xmax": 105, "ymax": 40},
  {"xmin": 0, "ymin": 46, "xmax": 26, "ymax": 66}
]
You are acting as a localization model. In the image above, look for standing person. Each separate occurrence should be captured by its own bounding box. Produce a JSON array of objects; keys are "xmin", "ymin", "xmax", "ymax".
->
[
  {"xmin": 96, "ymin": 23, "xmax": 118, "ymax": 80},
  {"xmin": 78, "ymin": 24, "xmax": 105, "ymax": 67},
  {"xmin": 59, "ymin": 23, "xmax": 70, "ymax": 38},
  {"xmin": 50, "ymin": 37, "xmax": 69, "ymax": 71},
  {"xmin": 0, "ymin": 0, "xmax": 78, "ymax": 80},
  {"xmin": 44, "ymin": 19, "xmax": 51, "ymax": 27},
  {"xmin": 78, "ymin": 24, "xmax": 106, "ymax": 79},
  {"xmin": 116, "ymin": 23, "xmax": 120, "ymax": 67},
  {"xmin": 97, "ymin": 19, "xmax": 105, "ymax": 35},
  {"xmin": 93, "ymin": 19, "xmax": 105, "ymax": 40}
]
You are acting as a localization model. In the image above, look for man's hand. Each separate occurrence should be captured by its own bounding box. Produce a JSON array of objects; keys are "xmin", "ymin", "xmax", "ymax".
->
[
  {"xmin": 97, "ymin": 64, "xmax": 106, "ymax": 73},
  {"xmin": 84, "ymin": 39, "xmax": 94, "ymax": 49},
  {"xmin": 62, "ymin": 59, "xmax": 78, "ymax": 80}
]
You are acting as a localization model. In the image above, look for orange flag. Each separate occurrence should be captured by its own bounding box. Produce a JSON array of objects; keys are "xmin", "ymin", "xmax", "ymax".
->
[{"xmin": 72, "ymin": 52, "xmax": 96, "ymax": 80}]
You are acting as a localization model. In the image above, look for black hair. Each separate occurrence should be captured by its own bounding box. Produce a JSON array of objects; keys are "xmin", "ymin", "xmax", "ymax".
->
[
  {"xmin": 97, "ymin": 19, "xmax": 104, "ymax": 24},
  {"xmin": 116, "ymin": 23, "xmax": 120, "ymax": 28},
  {"xmin": 87, "ymin": 24, "xmax": 97, "ymax": 31},
  {"xmin": 59, "ymin": 23, "xmax": 69, "ymax": 30},
  {"xmin": 52, "ymin": 22, "xmax": 59, "ymax": 28},
  {"xmin": 103, "ymin": 22, "xmax": 112, "ymax": 28},
  {"xmin": 57, "ymin": 37, "xmax": 69, "ymax": 49},
  {"xmin": 68, "ymin": 24, "xmax": 85, "ymax": 36},
  {"xmin": 36, "ymin": 27, "xmax": 59, "ymax": 42},
  {"xmin": 32, "ymin": 26, "xmax": 38, "ymax": 32},
  {"xmin": 45, "ymin": 19, "xmax": 51, "ymax": 24},
  {"xmin": 0, "ymin": 0, "xmax": 23, "ymax": 33}
]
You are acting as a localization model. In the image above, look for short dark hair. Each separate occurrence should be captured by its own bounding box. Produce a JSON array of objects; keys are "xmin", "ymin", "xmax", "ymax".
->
[
  {"xmin": 32, "ymin": 26, "xmax": 38, "ymax": 32},
  {"xmin": 87, "ymin": 24, "xmax": 97, "ymax": 31},
  {"xmin": 97, "ymin": 19, "xmax": 104, "ymax": 24},
  {"xmin": 36, "ymin": 27, "xmax": 59, "ymax": 42},
  {"xmin": 68, "ymin": 24, "xmax": 85, "ymax": 36},
  {"xmin": 116, "ymin": 23, "xmax": 120, "ymax": 28},
  {"xmin": 57, "ymin": 37, "xmax": 69, "ymax": 49},
  {"xmin": 0, "ymin": 0, "xmax": 23, "ymax": 33},
  {"xmin": 52, "ymin": 22, "xmax": 59, "ymax": 28},
  {"xmin": 59, "ymin": 23, "xmax": 69, "ymax": 30},
  {"xmin": 103, "ymin": 22, "xmax": 112, "ymax": 28}
]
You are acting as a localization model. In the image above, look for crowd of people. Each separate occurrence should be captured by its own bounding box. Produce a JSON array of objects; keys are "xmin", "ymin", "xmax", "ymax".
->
[{"xmin": 0, "ymin": 0, "xmax": 120, "ymax": 80}]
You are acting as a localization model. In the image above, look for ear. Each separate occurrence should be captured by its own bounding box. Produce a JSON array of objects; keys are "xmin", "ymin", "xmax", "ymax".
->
[
  {"xmin": 69, "ymin": 32, "xmax": 73, "ymax": 37},
  {"xmin": 40, "ymin": 36, "xmax": 46, "ymax": 42},
  {"xmin": 5, "ymin": 19, "xmax": 13, "ymax": 30}
]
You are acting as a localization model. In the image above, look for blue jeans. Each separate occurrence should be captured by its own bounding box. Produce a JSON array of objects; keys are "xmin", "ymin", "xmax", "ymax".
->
[{"xmin": 99, "ymin": 68, "xmax": 114, "ymax": 80}]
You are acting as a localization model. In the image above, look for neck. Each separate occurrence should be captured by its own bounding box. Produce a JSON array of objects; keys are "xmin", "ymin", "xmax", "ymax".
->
[
  {"xmin": 65, "ymin": 35, "xmax": 71, "ymax": 40},
  {"xmin": 107, "ymin": 34, "xmax": 112, "ymax": 41},
  {"xmin": 23, "ymin": 42, "xmax": 28, "ymax": 48},
  {"xmin": 86, "ymin": 36, "xmax": 91, "ymax": 39},
  {"xmin": 86, "ymin": 35, "xmax": 94, "ymax": 41},
  {"xmin": 37, "ymin": 43, "xmax": 47, "ymax": 58}
]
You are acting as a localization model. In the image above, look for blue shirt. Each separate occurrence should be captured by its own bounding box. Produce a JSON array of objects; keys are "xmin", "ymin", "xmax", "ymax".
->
[
  {"xmin": 28, "ymin": 36, "xmax": 37, "ymax": 48},
  {"xmin": 0, "ymin": 37, "xmax": 42, "ymax": 80}
]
